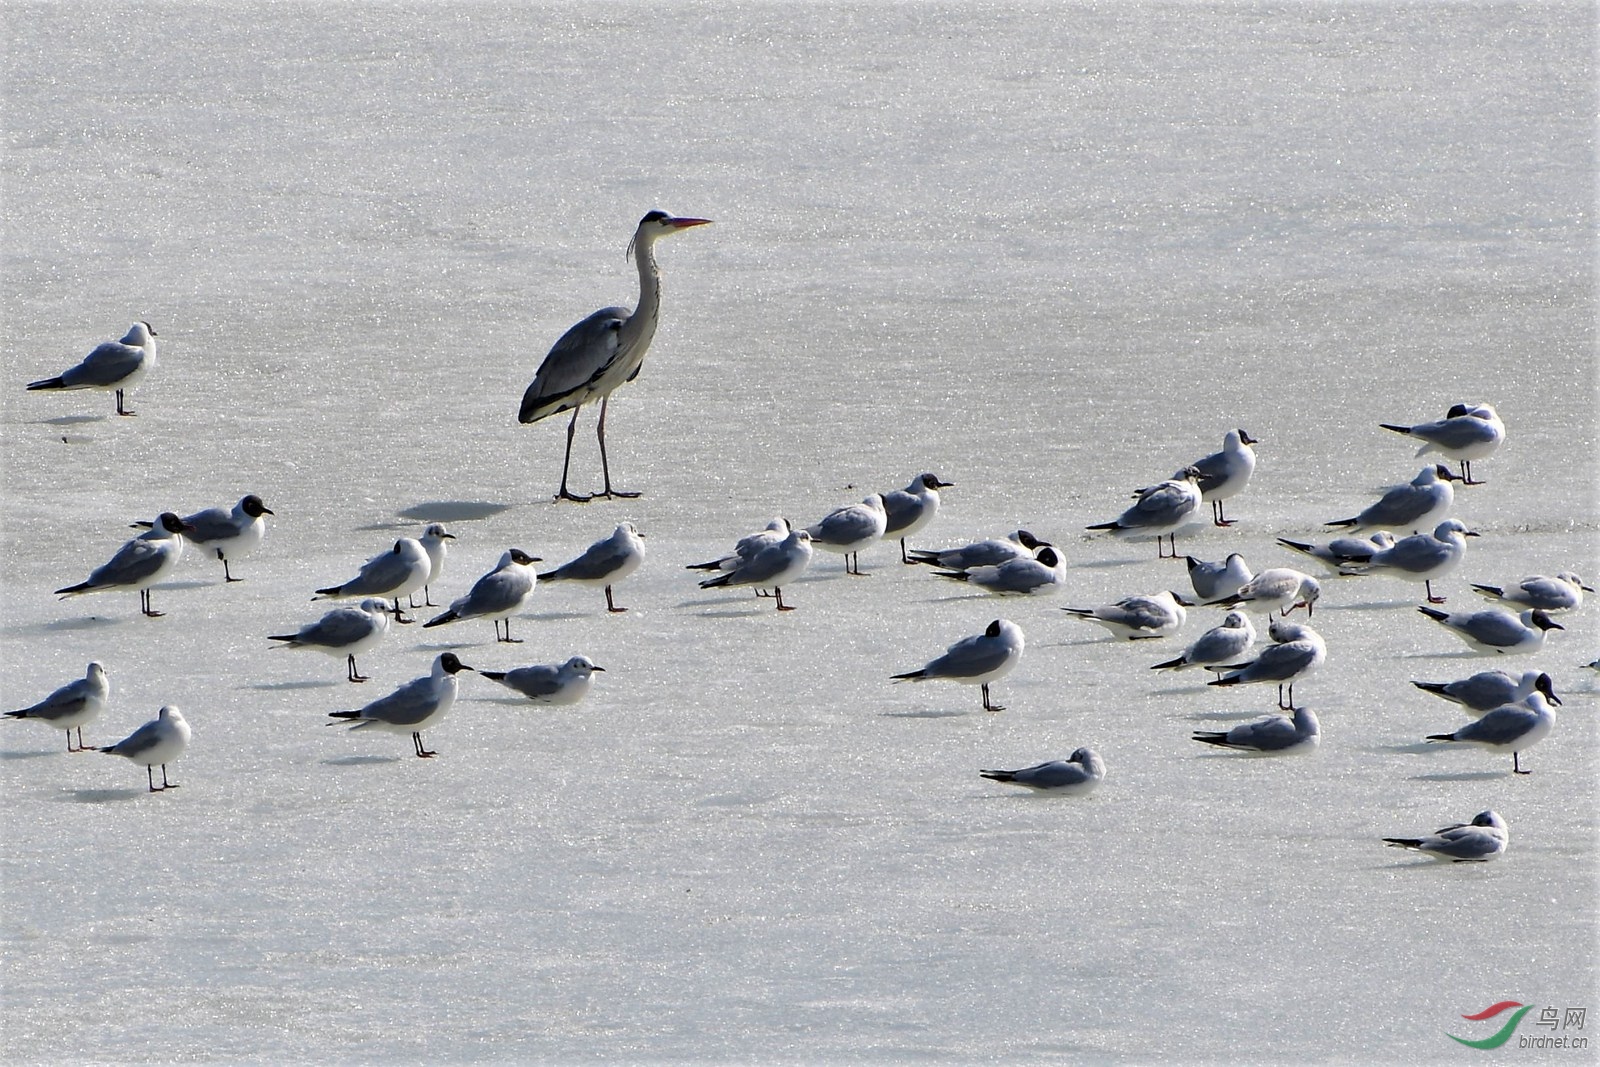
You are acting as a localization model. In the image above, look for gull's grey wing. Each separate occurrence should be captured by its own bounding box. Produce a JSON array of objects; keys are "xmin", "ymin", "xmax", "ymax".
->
[
  {"xmin": 1357, "ymin": 484, "xmax": 1432, "ymax": 528},
  {"xmin": 925, "ymin": 635, "xmax": 1011, "ymax": 680},
  {"xmin": 1229, "ymin": 715, "xmax": 1297, "ymax": 749},
  {"xmin": 808, "ymin": 506, "xmax": 878, "ymax": 545},
  {"xmin": 549, "ymin": 539, "xmax": 631, "ymax": 582},
  {"xmin": 497, "ymin": 666, "xmax": 563, "ymax": 700},
  {"xmin": 62, "ymin": 341, "xmax": 145, "ymax": 388},
  {"xmin": 1104, "ymin": 597, "xmax": 1173, "ymax": 632},
  {"xmin": 881, "ymin": 490, "xmax": 924, "ymax": 534},
  {"xmin": 14, "ymin": 680, "xmax": 93, "ymax": 721},
  {"xmin": 1452, "ymin": 611, "xmax": 1527, "ymax": 645},
  {"xmin": 344, "ymin": 550, "xmax": 418, "ymax": 596},
  {"xmin": 1427, "ymin": 826, "xmax": 1503, "ymax": 860},
  {"xmin": 105, "ymin": 719, "xmax": 165, "ymax": 758},
  {"xmin": 1454, "ymin": 705, "xmax": 1539, "ymax": 746},
  {"xmin": 1441, "ymin": 672, "xmax": 1516, "ymax": 709},
  {"xmin": 183, "ymin": 505, "xmax": 243, "ymax": 545},
  {"xmin": 86, "ymin": 537, "xmax": 171, "ymax": 589},
  {"xmin": 1370, "ymin": 536, "xmax": 1450, "ymax": 575},
  {"xmin": 1186, "ymin": 627, "xmax": 1251, "ymax": 665},
  {"xmin": 1412, "ymin": 416, "xmax": 1498, "ymax": 451},
  {"xmin": 299, "ymin": 609, "xmax": 382, "ymax": 648},
  {"xmin": 355, "ymin": 677, "xmax": 439, "ymax": 727},
  {"xmin": 1229, "ymin": 642, "xmax": 1317, "ymax": 683},
  {"xmin": 459, "ymin": 567, "xmax": 534, "ymax": 615}
]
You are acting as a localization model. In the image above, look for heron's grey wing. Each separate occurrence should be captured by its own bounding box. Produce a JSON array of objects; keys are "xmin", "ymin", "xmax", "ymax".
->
[
  {"xmin": 1456, "ymin": 706, "xmax": 1538, "ymax": 745},
  {"xmin": 925, "ymin": 635, "xmax": 1011, "ymax": 680},
  {"xmin": 501, "ymin": 667, "xmax": 562, "ymax": 699},
  {"xmin": 301, "ymin": 610, "xmax": 380, "ymax": 648},
  {"xmin": 86, "ymin": 538, "xmax": 171, "ymax": 588},
  {"xmin": 183, "ymin": 506, "xmax": 242, "ymax": 544},
  {"xmin": 358, "ymin": 678, "xmax": 437, "ymax": 726},
  {"xmin": 519, "ymin": 307, "xmax": 628, "ymax": 423},
  {"xmin": 461, "ymin": 568, "xmax": 533, "ymax": 614},
  {"xmin": 551, "ymin": 540, "xmax": 631, "ymax": 582},
  {"xmin": 62, "ymin": 341, "xmax": 145, "ymax": 388}
]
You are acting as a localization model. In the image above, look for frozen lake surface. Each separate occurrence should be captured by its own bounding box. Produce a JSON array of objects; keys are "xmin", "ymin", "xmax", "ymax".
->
[{"xmin": 3, "ymin": 3, "xmax": 1595, "ymax": 1062}]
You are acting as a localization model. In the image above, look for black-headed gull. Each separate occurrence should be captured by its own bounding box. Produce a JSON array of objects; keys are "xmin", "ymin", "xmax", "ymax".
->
[
  {"xmin": 1417, "ymin": 605, "xmax": 1564, "ymax": 655},
  {"xmin": 480, "ymin": 656, "xmax": 605, "ymax": 705},
  {"xmin": 1327, "ymin": 464, "xmax": 1458, "ymax": 534},
  {"xmin": 1426, "ymin": 692, "xmax": 1555, "ymax": 774},
  {"xmin": 135, "ymin": 494, "xmax": 273, "ymax": 583},
  {"xmin": 327, "ymin": 652, "xmax": 474, "ymax": 758},
  {"xmin": 26, "ymin": 321, "xmax": 156, "ymax": 416},
  {"xmin": 687, "ymin": 517, "xmax": 790, "ymax": 575},
  {"xmin": 1192, "ymin": 705, "xmax": 1319, "ymax": 755},
  {"xmin": 417, "ymin": 523, "xmax": 457, "ymax": 607},
  {"xmin": 1206, "ymin": 567, "xmax": 1320, "ymax": 617},
  {"xmin": 1380, "ymin": 403, "xmax": 1504, "ymax": 485},
  {"xmin": 56, "ymin": 512, "xmax": 193, "ymax": 618},
  {"xmin": 1384, "ymin": 810, "xmax": 1508, "ymax": 862},
  {"xmin": 1185, "ymin": 552, "xmax": 1252, "ymax": 603},
  {"xmin": 423, "ymin": 549, "xmax": 541, "ymax": 642},
  {"xmin": 315, "ymin": 537, "xmax": 431, "ymax": 623},
  {"xmin": 97, "ymin": 705, "xmax": 189, "ymax": 791},
  {"xmin": 979, "ymin": 748, "xmax": 1105, "ymax": 793},
  {"xmin": 933, "ymin": 545, "xmax": 1066, "ymax": 597},
  {"xmin": 1063, "ymin": 590, "xmax": 1188, "ymax": 641},
  {"xmin": 269, "ymin": 598, "xmax": 393, "ymax": 682},
  {"xmin": 1339, "ymin": 519, "xmax": 1477, "ymax": 604},
  {"xmin": 1207, "ymin": 619, "xmax": 1325, "ymax": 709},
  {"xmin": 1151, "ymin": 611, "xmax": 1256, "ymax": 674},
  {"xmin": 906, "ymin": 529, "xmax": 1048, "ymax": 571},
  {"xmin": 1469, "ymin": 572, "xmax": 1590, "ymax": 613},
  {"xmin": 806, "ymin": 494, "xmax": 888, "ymax": 575},
  {"xmin": 1276, "ymin": 531, "xmax": 1397, "ymax": 575},
  {"xmin": 6, "ymin": 661, "xmax": 109, "ymax": 752},
  {"xmin": 698, "ymin": 529, "xmax": 813, "ymax": 612},
  {"xmin": 892, "ymin": 618, "xmax": 1025, "ymax": 712},
  {"xmin": 1411, "ymin": 669, "xmax": 1561, "ymax": 713},
  {"xmin": 537, "ymin": 522, "xmax": 645, "ymax": 613},
  {"xmin": 880, "ymin": 472, "xmax": 953, "ymax": 563},
  {"xmin": 1086, "ymin": 467, "xmax": 1204, "ymax": 558},
  {"xmin": 1190, "ymin": 429, "xmax": 1258, "ymax": 526}
]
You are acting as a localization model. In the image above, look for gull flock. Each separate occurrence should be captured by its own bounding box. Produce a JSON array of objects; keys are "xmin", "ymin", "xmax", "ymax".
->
[{"xmin": 12, "ymin": 211, "xmax": 1593, "ymax": 866}]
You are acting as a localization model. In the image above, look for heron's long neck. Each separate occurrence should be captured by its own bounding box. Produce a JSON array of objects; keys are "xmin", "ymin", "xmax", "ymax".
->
[{"xmin": 622, "ymin": 237, "xmax": 664, "ymax": 354}]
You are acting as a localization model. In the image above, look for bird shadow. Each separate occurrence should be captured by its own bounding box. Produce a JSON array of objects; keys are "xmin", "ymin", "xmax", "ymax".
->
[
  {"xmin": 42, "ymin": 414, "xmax": 104, "ymax": 426},
  {"xmin": 881, "ymin": 707, "xmax": 971, "ymax": 719},
  {"xmin": 40, "ymin": 615, "xmax": 123, "ymax": 633},
  {"xmin": 396, "ymin": 500, "xmax": 516, "ymax": 524},
  {"xmin": 322, "ymin": 754, "xmax": 402, "ymax": 767},
  {"xmin": 1408, "ymin": 771, "xmax": 1507, "ymax": 783},
  {"xmin": 161, "ymin": 579, "xmax": 213, "ymax": 592},
  {"xmin": 242, "ymin": 679, "xmax": 339, "ymax": 691},
  {"xmin": 1185, "ymin": 709, "xmax": 1264, "ymax": 722},
  {"xmin": 59, "ymin": 787, "xmax": 148, "ymax": 804},
  {"xmin": 0, "ymin": 749, "xmax": 62, "ymax": 761}
]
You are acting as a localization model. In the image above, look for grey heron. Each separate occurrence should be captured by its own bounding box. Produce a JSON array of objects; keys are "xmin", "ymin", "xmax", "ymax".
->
[{"xmin": 519, "ymin": 211, "xmax": 711, "ymax": 502}]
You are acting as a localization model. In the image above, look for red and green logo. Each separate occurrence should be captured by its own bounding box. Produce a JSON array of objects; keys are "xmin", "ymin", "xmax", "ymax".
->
[{"xmin": 1449, "ymin": 1001, "xmax": 1534, "ymax": 1049}]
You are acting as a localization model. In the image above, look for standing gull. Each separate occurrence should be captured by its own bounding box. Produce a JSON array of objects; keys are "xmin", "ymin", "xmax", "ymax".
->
[
  {"xmin": 1338, "ymin": 519, "xmax": 1477, "ymax": 604},
  {"xmin": 417, "ymin": 523, "xmax": 457, "ymax": 607},
  {"xmin": 327, "ymin": 653, "xmax": 474, "ymax": 759},
  {"xmin": 805, "ymin": 494, "xmax": 888, "ymax": 575},
  {"xmin": 1207, "ymin": 567, "xmax": 1320, "ymax": 618},
  {"xmin": 1207, "ymin": 619, "xmax": 1326, "ymax": 709},
  {"xmin": 698, "ymin": 528, "xmax": 813, "ymax": 611},
  {"xmin": 27, "ymin": 321, "xmax": 157, "ymax": 417},
  {"xmin": 1326, "ymin": 464, "xmax": 1458, "ymax": 534},
  {"xmin": 892, "ymin": 619, "xmax": 1025, "ymax": 712},
  {"xmin": 979, "ymin": 748, "xmax": 1105, "ymax": 794},
  {"xmin": 481, "ymin": 656, "xmax": 605, "ymax": 706},
  {"xmin": 1190, "ymin": 429, "xmax": 1258, "ymax": 526},
  {"xmin": 1411, "ymin": 669, "xmax": 1561, "ymax": 713},
  {"xmin": 1380, "ymin": 403, "xmax": 1504, "ymax": 485},
  {"xmin": 687, "ymin": 517, "xmax": 790, "ymax": 575},
  {"xmin": 1086, "ymin": 467, "xmax": 1204, "ymax": 558},
  {"xmin": 135, "ymin": 494, "xmax": 273, "ymax": 583},
  {"xmin": 1470, "ymin": 572, "xmax": 1591, "ymax": 613},
  {"xmin": 518, "ymin": 211, "xmax": 712, "ymax": 502},
  {"xmin": 1426, "ymin": 692, "xmax": 1555, "ymax": 774},
  {"xmin": 6, "ymin": 661, "xmax": 109, "ymax": 752},
  {"xmin": 269, "ymin": 598, "xmax": 392, "ymax": 682},
  {"xmin": 97, "ymin": 706, "xmax": 189, "ymax": 792},
  {"xmin": 314, "ymin": 537, "xmax": 431, "ymax": 623},
  {"xmin": 1384, "ymin": 810, "xmax": 1508, "ymax": 862},
  {"xmin": 423, "ymin": 549, "xmax": 541, "ymax": 642},
  {"xmin": 55, "ymin": 512, "xmax": 193, "ymax": 618},
  {"xmin": 880, "ymin": 472, "xmax": 953, "ymax": 563},
  {"xmin": 537, "ymin": 522, "xmax": 645, "ymax": 613}
]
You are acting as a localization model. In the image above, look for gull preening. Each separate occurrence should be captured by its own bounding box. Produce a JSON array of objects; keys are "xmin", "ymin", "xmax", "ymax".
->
[
  {"xmin": 97, "ymin": 706, "xmax": 189, "ymax": 792},
  {"xmin": 538, "ymin": 522, "xmax": 645, "ymax": 613},
  {"xmin": 26, "ymin": 321, "xmax": 157, "ymax": 417},
  {"xmin": 1411, "ymin": 669, "xmax": 1562, "ymax": 714},
  {"xmin": 892, "ymin": 618, "xmax": 1025, "ymax": 712},
  {"xmin": 1206, "ymin": 618, "xmax": 1326, "ymax": 709},
  {"xmin": 269, "ymin": 598, "xmax": 393, "ymax": 682},
  {"xmin": 1206, "ymin": 567, "xmax": 1320, "ymax": 618},
  {"xmin": 906, "ymin": 529, "xmax": 1048, "ymax": 571},
  {"xmin": 1063, "ymin": 590, "xmax": 1188, "ymax": 641},
  {"xmin": 314, "ymin": 537, "xmax": 432, "ymax": 623},
  {"xmin": 56, "ymin": 512, "xmax": 193, "ymax": 618},
  {"xmin": 1338, "ymin": 519, "xmax": 1477, "ymax": 604},
  {"xmin": 6, "ymin": 661, "xmax": 109, "ymax": 752},
  {"xmin": 697, "ymin": 528, "xmax": 813, "ymax": 611},
  {"xmin": 1190, "ymin": 429, "xmax": 1258, "ymax": 526},
  {"xmin": 933, "ymin": 545, "xmax": 1066, "ymax": 597},
  {"xmin": 1426, "ymin": 692, "xmax": 1555, "ymax": 774},
  {"xmin": 880, "ymin": 472, "xmax": 953, "ymax": 563},
  {"xmin": 1470, "ymin": 572, "xmax": 1591, "ymax": 613},
  {"xmin": 1326, "ymin": 463, "xmax": 1458, "ymax": 534},
  {"xmin": 1384, "ymin": 810, "xmax": 1508, "ymax": 862},
  {"xmin": 423, "ymin": 548, "xmax": 541, "ymax": 642},
  {"xmin": 1191, "ymin": 705, "xmax": 1320, "ymax": 755},
  {"xmin": 135, "ymin": 494, "xmax": 273, "ymax": 583},
  {"xmin": 1185, "ymin": 552, "xmax": 1253, "ymax": 603},
  {"xmin": 518, "ymin": 210, "xmax": 711, "ymax": 502},
  {"xmin": 1151, "ymin": 611, "xmax": 1257, "ymax": 675},
  {"xmin": 1086, "ymin": 467, "xmax": 1204, "ymax": 558},
  {"xmin": 805, "ymin": 493, "xmax": 888, "ymax": 575},
  {"xmin": 979, "ymin": 748, "xmax": 1105, "ymax": 794},
  {"xmin": 1380, "ymin": 403, "xmax": 1504, "ymax": 485},
  {"xmin": 1417, "ymin": 605, "xmax": 1564, "ymax": 656},
  {"xmin": 480, "ymin": 655, "xmax": 605, "ymax": 706},
  {"xmin": 327, "ymin": 652, "xmax": 474, "ymax": 759}
]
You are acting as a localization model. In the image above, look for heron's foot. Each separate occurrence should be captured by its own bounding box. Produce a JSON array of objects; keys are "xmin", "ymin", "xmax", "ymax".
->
[
  {"xmin": 498, "ymin": 636, "xmax": 525, "ymax": 644},
  {"xmin": 556, "ymin": 489, "xmax": 594, "ymax": 503},
  {"xmin": 597, "ymin": 489, "xmax": 642, "ymax": 500}
]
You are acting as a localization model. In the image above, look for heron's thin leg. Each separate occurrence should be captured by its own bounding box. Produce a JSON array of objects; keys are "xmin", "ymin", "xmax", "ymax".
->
[
  {"xmin": 595, "ymin": 396, "xmax": 641, "ymax": 499},
  {"xmin": 556, "ymin": 406, "xmax": 591, "ymax": 502}
]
